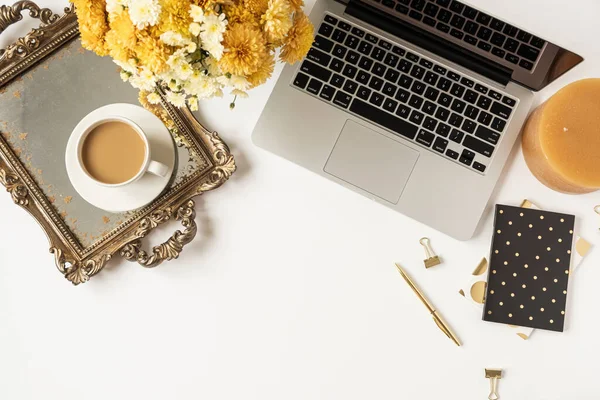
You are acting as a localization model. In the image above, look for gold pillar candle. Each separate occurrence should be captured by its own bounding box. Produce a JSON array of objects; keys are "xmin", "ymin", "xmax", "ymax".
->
[{"xmin": 522, "ymin": 79, "xmax": 600, "ymax": 194}]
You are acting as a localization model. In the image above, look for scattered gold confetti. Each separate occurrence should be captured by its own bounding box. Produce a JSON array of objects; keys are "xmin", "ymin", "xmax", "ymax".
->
[
  {"xmin": 19, "ymin": 132, "xmax": 28, "ymax": 140},
  {"xmin": 102, "ymin": 216, "xmax": 110, "ymax": 224},
  {"xmin": 64, "ymin": 196, "xmax": 73, "ymax": 204}
]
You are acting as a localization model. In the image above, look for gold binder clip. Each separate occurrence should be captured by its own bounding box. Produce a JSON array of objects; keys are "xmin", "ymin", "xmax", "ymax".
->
[
  {"xmin": 485, "ymin": 369, "xmax": 502, "ymax": 400},
  {"xmin": 420, "ymin": 237, "xmax": 441, "ymax": 268}
]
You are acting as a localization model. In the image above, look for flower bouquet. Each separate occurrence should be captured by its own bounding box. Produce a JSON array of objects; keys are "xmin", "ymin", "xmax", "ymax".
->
[{"xmin": 73, "ymin": 0, "xmax": 314, "ymax": 110}]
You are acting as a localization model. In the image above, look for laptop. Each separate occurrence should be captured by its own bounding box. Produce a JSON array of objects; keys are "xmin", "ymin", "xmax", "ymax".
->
[{"xmin": 252, "ymin": 0, "xmax": 582, "ymax": 240}]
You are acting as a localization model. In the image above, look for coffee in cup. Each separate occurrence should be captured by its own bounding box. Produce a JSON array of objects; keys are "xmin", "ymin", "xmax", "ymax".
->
[{"xmin": 77, "ymin": 116, "xmax": 168, "ymax": 186}]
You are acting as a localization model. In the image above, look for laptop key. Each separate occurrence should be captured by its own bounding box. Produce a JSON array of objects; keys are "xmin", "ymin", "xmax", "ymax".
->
[
  {"xmin": 372, "ymin": 62, "xmax": 386, "ymax": 77},
  {"xmin": 332, "ymin": 44, "xmax": 347, "ymax": 59},
  {"xmin": 384, "ymin": 68, "xmax": 400, "ymax": 84},
  {"xmin": 477, "ymin": 26, "xmax": 492, "ymax": 41},
  {"xmin": 365, "ymin": 34, "xmax": 378, "ymax": 44},
  {"xmin": 462, "ymin": 119, "xmax": 476, "ymax": 134},
  {"xmin": 342, "ymin": 64, "xmax": 358, "ymax": 79},
  {"xmin": 382, "ymin": 0, "xmax": 395, "ymax": 8},
  {"xmin": 435, "ymin": 107, "xmax": 450, "ymax": 122},
  {"xmin": 344, "ymin": 35, "xmax": 360, "ymax": 49},
  {"xmin": 460, "ymin": 77, "xmax": 474, "ymax": 88},
  {"xmin": 449, "ymin": 0, "xmax": 463, "ymax": 12},
  {"xmin": 491, "ymin": 117, "xmax": 507, "ymax": 132},
  {"xmin": 505, "ymin": 53, "xmax": 519, "ymax": 64},
  {"xmin": 416, "ymin": 129, "xmax": 435, "ymax": 147},
  {"xmin": 409, "ymin": 110, "xmax": 424, "ymax": 125},
  {"xmin": 395, "ymin": 88, "xmax": 410, "ymax": 103},
  {"xmin": 517, "ymin": 43, "xmax": 540, "ymax": 62},
  {"xmin": 491, "ymin": 32, "xmax": 506, "ymax": 47},
  {"xmin": 369, "ymin": 92, "xmax": 384, "ymax": 106},
  {"xmin": 476, "ymin": 96, "xmax": 491, "ymax": 110},
  {"xmin": 330, "ymin": 58, "xmax": 344, "ymax": 72},
  {"xmin": 383, "ymin": 98, "xmax": 398, "ymax": 113},
  {"xmin": 446, "ymin": 148, "xmax": 459, "ymax": 159},
  {"xmin": 411, "ymin": 0, "xmax": 426, "ymax": 11},
  {"xmin": 503, "ymin": 24, "xmax": 518, "ymax": 37},
  {"xmin": 306, "ymin": 78, "xmax": 323, "ymax": 94},
  {"xmin": 450, "ymin": 129, "xmax": 464, "ymax": 143},
  {"xmin": 437, "ymin": 93, "xmax": 452, "ymax": 107},
  {"xmin": 351, "ymin": 27, "xmax": 365, "ymax": 38},
  {"xmin": 472, "ymin": 162, "xmax": 486, "ymax": 173},
  {"xmin": 345, "ymin": 50, "xmax": 360, "ymax": 65},
  {"xmin": 357, "ymin": 41, "xmax": 373, "ymax": 55},
  {"xmin": 338, "ymin": 21, "xmax": 351, "ymax": 31},
  {"xmin": 517, "ymin": 30, "xmax": 532, "ymax": 42},
  {"xmin": 358, "ymin": 56, "xmax": 373, "ymax": 70},
  {"xmin": 436, "ymin": 0, "xmax": 450, "ymax": 7},
  {"xmin": 332, "ymin": 29, "xmax": 346, "ymax": 43},
  {"xmin": 398, "ymin": 74, "xmax": 413, "ymax": 88},
  {"xmin": 392, "ymin": 46, "xmax": 406, "ymax": 56},
  {"xmin": 475, "ymin": 12, "xmax": 491, "ymax": 26},
  {"xmin": 459, "ymin": 149, "xmax": 474, "ymax": 165},
  {"xmin": 314, "ymin": 36, "xmax": 334, "ymax": 52},
  {"xmin": 424, "ymin": 2, "xmax": 439, "ymax": 16},
  {"xmin": 464, "ymin": 35, "xmax": 477, "ymax": 46},
  {"xmin": 409, "ymin": 95, "xmax": 424, "ymax": 109},
  {"xmin": 475, "ymin": 125, "xmax": 500, "ymax": 144},
  {"xmin": 491, "ymin": 47, "xmax": 505, "ymax": 58},
  {"xmin": 490, "ymin": 101, "xmax": 512, "ymax": 119},
  {"xmin": 301, "ymin": 60, "xmax": 332, "ymax": 82},
  {"xmin": 424, "ymin": 71, "xmax": 438, "ymax": 85},
  {"xmin": 477, "ymin": 111, "xmax": 492, "ymax": 126},
  {"xmin": 423, "ymin": 116, "xmax": 437, "ymax": 131},
  {"xmin": 433, "ymin": 137, "xmax": 449, "ymax": 153},
  {"xmin": 463, "ymin": 135, "xmax": 494, "ymax": 157},
  {"xmin": 450, "ymin": 29, "xmax": 464, "ymax": 40},
  {"xmin": 395, "ymin": 3, "xmax": 409, "ymax": 14},
  {"xmin": 462, "ymin": 5, "xmax": 477, "ymax": 20},
  {"xmin": 410, "ymin": 65, "xmax": 425, "ymax": 79},
  {"xmin": 356, "ymin": 70, "xmax": 370, "ymax": 84},
  {"xmin": 307, "ymin": 48, "xmax": 332, "ymax": 68},
  {"xmin": 398, "ymin": 59, "xmax": 413, "ymax": 73},
  {"xmin": 383, "ymin": 82, "xmax": 397, "ymax": 97},
  {"xmin": 318, "ymin": 23, "xmax": 334, "ymax": 38},
  {"xmin": 477, "ymin": 42, "xmax": 491, "ymax": 52},
  {"xmin": 379, "ymin": 39, "xmax": 392, "ymax": 50},
  {"xmin": 502, "ymin": 96, "xmax": 516, "ymax": 107},
  {"xmin": 423, "ymin": 16, "xmax": 436, "ymax": 27},
  {"xmin": 490, "ymin": 18, "xmax": 504, "ymax": 32},
  {"xmin": 450, "ymin": 83, "xmax": 465, "ymax": 98},
  {"xmin": 324, "ymin": 15, "xmax": 338, "ymax": 25},
  {"xmin": 411, "ymin": 81, "xmax": 426, "ymax": 95},
  {"xmin": 449, "ymin": 113, "xmax": 463, "ymax": 128},
  {"xmin": 372, "ymin": 47, "xmax": 386, "ymax": 61},
  {"xmin": 425, "ymin": 87, "xmax": 439, "ymax": 101},
  {"xmin": 438, "ymin": 9, "xmax": 451, "ymax": 22},
  {"xmin": 320, "ymin": 84, "xmax": 336, "ymax": 101},
  {"xmin": 436, "ymin": 122, "xmax": 451, "ymax": 137},
  {"xmin": 342, "ymin": 80, "xmax": 358, "ymax": 95},
  {"xmin": 488, "ymin": 90, "xmax": 502, "ymax": 101},
  {"xmin": 293, "ymin": 72, "xmax": 310, "ymax": 89},
  {"xmin": 463, "ymin": 89, "xmax": 478, "ymax": 104},
  {"xmin": 330, "ymin": 74, "xmax": 345, "ymax": 88},
  {"xmin": 464, "ymin": 20, "xmax": 479, "ymax": 35},
  {"xmin": 450, "ymin": 15, "xmax": 465, "ymax": 30},
  {"xmin": 474, "ymin": 84, "xmax": 488, "ymax": 94},
  {"xmin": 504, "ymin": 38, "xmax": 519, "ymax": 52},
  {"xmin": 437, "ymin": 77, "xmax": 452, "ymax": 92},
  {"xmin": 436, "ymin": 22, "xmax": 450, "ymax": 33},
  {"xmin": 357, "ymin": 86, "xmax": 371, "ymax": 100},
  {"xmin": 369, "ymin": 76, "xmax": 384, "ymax": 91},
  {"xmin": 396, "ymin": 104, "xmax": 411, "ymax": 118},
  {"xmin": 350, "ymin": 99, "xmax": 418, "ymax": 139},
  {"xmin": 465, "ymin": 105, "xmax": 479, "ymax": 120},
  {"xmin": 447, "ymin": 71, "xmax": 460, "ymax": 81},
  {"xmin": 422, "ymin": 101, "xmax": 437, "ymax": 115},
  {"xmin": 384, "ymin": 53, "xmax": 400, "ymax": 68},
  {"xmin": 530, "ymin": 36, "xmax": 545, "ymax": 49},
  {"xmin": 409, "ymin": 10, "xmax": 423, "ymax": 21},
  {"xmin": 451, "ymin": 99, "xmax": 466, "ymax": 113},
  {"xmin": 333, "ymin": 91, "xmax": 352, "ymax": 108}
]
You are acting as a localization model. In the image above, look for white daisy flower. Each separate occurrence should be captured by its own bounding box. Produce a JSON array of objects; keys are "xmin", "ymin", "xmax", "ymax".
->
[
  {"xmin": 189, "ymin": 5, "xmax": 205, "ymax": 23},
  {"xmin": 147, "ymin": 92, "xmax": 161, "ymax": 104},
  {"xmin": 175, "ymin": 61, "xmax": 194, "ymax": 81},
  {"xmin": 201, "ymin": 13, "xmax": 228, "ymax": 36},
  {"xmin": 189, "ymin": 22, "xmax": 201, "ymax": 37},
  {"xmin": 166, "ymin": 91, "xmax": 187, "ymax": 108},
  {"xmin": 186, "ymin": 41, "xmax": 197, "ymax": 53},
  {"xmin": 231, "ymin": 89, "xmax": 249, "ymax": 98},
  {"xmin": 230, "ymin": 75, "xmax": 250, "ymax": 91},
  {"xmin": 187, "ymin": 96, "xmax": 199, "ymax": 111},
  {"xmin": 202, "ymin": 37, "xmax": 224, "ymax": 60},
  {"xmin": 114, "ymin": 58, "xmax": 137, "ymax": 74},
  {"xmin": 160, "ymin": 31, "xmax": 188, "ymax": 46},
  {"xmin": 128, "ymin": 0, "xmax": 161, "ymax": 29}
]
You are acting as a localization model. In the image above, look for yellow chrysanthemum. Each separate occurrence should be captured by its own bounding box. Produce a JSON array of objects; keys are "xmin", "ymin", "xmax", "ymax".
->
[
  {"xmin": 261, "ymin": 0, "xmax": 293, "ymax": 43},
  {"xmin": 280, "ymin": 11, "xmax": 313, "ymax": 64},
  {"xmin": 245, "ymin": 0, "xmax": 269, "ymax": 16},
  {"xmin": 104, "ymin": 10, "xmax": 137, "ymax": 63},
  {"xmin": 73, "ymin": 0, "xmax": 110, "ymax": 56},
  {"xmin": 224, "ymin": 2, "xmax": 260, "ymax": 27},
  {"xmin": 219, "ymin": 23, "xmax": 268, "ymax": 76},
  {"xmin": 247, "ymin": 52, "xmax": 275, "ymax": 87},
  {"xmin": 156, "ymin": 0, "xmax": 193, "ymax": 35},
  {"xmin": 134, "ymin": 30, "xmax": 172, "ymax": 74},
  {"xmin": 288, "ymin": 0, "xmax": 304, "ymax": 11}
]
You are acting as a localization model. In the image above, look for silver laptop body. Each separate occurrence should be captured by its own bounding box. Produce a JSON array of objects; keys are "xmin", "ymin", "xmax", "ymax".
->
[{"xmin": 252, "ymin": 0, "xmax": 582, "ymax": 240}]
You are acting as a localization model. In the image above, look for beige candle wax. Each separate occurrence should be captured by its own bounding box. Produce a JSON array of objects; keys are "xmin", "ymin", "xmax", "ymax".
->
[{"xmin": 522, "ymin": 78, "xmax": 600, "ymax": 194}]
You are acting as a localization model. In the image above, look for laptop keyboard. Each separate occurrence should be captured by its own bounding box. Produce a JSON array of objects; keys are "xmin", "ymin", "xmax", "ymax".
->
[
  {"xmin": 373, "ymin": 0, "xmax": 546, "ymax": 71},
  {"xmin": 292, "ymin": 13, "xmax": 518, "ymax": 174}
]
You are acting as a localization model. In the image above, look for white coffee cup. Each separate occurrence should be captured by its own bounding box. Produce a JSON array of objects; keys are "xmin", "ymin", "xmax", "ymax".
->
[{"xmin": 77, "ymin": 116, "xmax": 169, "ymax": 187}]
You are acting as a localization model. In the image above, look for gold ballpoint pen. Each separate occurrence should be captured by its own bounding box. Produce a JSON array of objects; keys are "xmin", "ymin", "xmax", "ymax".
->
[{"xmin": 394, "ymin": 263, "xmax": 461, "ymax": 347}]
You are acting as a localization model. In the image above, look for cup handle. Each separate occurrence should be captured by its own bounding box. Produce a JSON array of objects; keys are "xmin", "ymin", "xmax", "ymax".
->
[{"xmin": 147, "ymin": 160, "xmax": 169, "ymax": 178}]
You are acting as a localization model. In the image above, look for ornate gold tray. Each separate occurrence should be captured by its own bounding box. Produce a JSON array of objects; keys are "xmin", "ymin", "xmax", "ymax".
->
[{"xmin": 0, "ymin": 2, "xmax": 236, "ymax": 285}]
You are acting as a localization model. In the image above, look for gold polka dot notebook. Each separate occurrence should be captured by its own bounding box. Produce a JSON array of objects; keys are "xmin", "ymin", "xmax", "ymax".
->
[{"xmin": 483, "ymin": 204, "xmax": 575, "ymax": 332}]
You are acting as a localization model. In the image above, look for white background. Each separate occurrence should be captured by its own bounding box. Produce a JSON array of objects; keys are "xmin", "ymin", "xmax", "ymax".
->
[{"xmin": 1, "ymin": 0, "xmax": 599, "ymax": 399}]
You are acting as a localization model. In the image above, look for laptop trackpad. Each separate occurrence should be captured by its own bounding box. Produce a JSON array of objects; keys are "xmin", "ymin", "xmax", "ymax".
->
[{"xmin": 324, "ymin": 120, "xmax": 419, "ymax": 204}]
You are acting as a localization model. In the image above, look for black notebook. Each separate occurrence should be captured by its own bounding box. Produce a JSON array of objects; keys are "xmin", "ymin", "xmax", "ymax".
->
[{"xmin": 483, "ymin": 205, "xmax": 575, "ymax": 332}]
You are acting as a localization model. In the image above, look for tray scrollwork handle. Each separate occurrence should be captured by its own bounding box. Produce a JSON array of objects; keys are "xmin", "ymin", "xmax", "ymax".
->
[
  {"xmin": 0, "ymin": 1, "xmax": 62, "ymax": 35},
  {"xmin": 119, "ymin": 199, "xmax": 198, "ymax": 268}
]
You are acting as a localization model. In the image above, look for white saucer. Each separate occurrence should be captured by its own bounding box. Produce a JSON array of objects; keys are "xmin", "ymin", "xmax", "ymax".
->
[{"xmin": 66, "ymin": 104, "xmax": 176, "ymax": 213}]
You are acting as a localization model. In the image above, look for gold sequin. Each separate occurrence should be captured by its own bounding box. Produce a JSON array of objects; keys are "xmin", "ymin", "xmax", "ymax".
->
[
  {"xmin": 506, "ymin": 241, "xmax": 510, "ymax": 245},
  {"xmin": 511, "ymin": 293, "xmax": 515, "ymax": 297},
  {"xmin": 499, "ymin": 301, "xmax": 504, "ymax": 306},
  {"xmin": 561, "ymin": 311, "xmax": 565, "ymax": 315},
  {"xmin": 549, "ymin": 227, "xmax": 554, "ymax": 231},
  {"xmin": 515, "ymin": 252, "xmax": 520, "ymax": 257},
  {"xmin": 533, "ymin": 276, "xmax": 538, "ymax": 280},
  {"xmin": 509, "ymin": 221, "xmax": 513, "ymax": 225},
  {"xmin": 540, "ymin": 215, "xmax": 545, "ymax": 220},
  {"xmin": 497, "ymin": 229, "xmax": 501, "ymax": 234},
  {"xmin": 529, "ymin": 316, "xmax": 533, "ymax": 320},
  {"xmin": 558, "ymin": 238, "xmax": 562, "ymax": 243},
  {"xmin": 517, "ymin": 232, "xmax": 522, "ymax": 237},
  {"xmin": 535, "ymin": 255, "xmax": 540, "ymax": 260},
  {"xmin": 520, "ymin": 304, "xmax": 524, "ymax": 309},
  {"xmin": 513, "ymin": 273, "xmax": 517, "ymax": 277},
  {"xmin": 490, "ymin": 290, "xmax": 495, "ymax": 294},
  {"xmin": 508, "ymin": 313, "xmax": 513, "ymax": 317},
  {"xmin": 554, "ymin": 278, "xmax": 558, "ymax": 283},
  {"xmin": 522, "ymin": 284, "xmax": 527, "ymax": 288},
  {"xmin": 538, "ymin": 235, "xmax": 542, "ymax": 239},
  {"xmin": 563, "ymin": 290, "xmax": 567, "ymax": 295},
  {"xmin": 545, "ymin": 267, "xmax": 549, "ymax": 271},
  {"xmin": 499, "ymin": 210, "xmax": 504, "ymax": 214},
  {"xmin": 560, "ymin": 218, "xmax": 564, "ymax": 222},
  {"xmin": 542, "ymin": 287, "xmax": 547, "ymax": 291},
  {"xmin": 504, "ymin": 261, "xmax": 508, "ymax": 265},
  {"xmin": 495, "ymin": 250, "xmax": 499, "ymax": 254},
  {"xmin": 567, "ymin": 250, "xmax": 571, "ymax": 254},
  {"xmin": 531, "ymin": 296, "xmax": 536, "ymax": 300},
  {"xmin": 529, "ymin": 224, "xmax": 533, "ymax": 228},
  {"xmin": 520, "ymin": 212, "xmax": 524, "ymax": 217},
  {"xmin": 565, "ymin": 270, "xmax": 569, "ymax": 274},
  {"xmin": 556, "ymin": 258, "xmax": 560, "ymax": 262},
  {"xmin": 569, "ymin": 230, "xmax": 573, "ymax": 234},
  {"xmin": 547, "ymin": 247, "xmax": 551, "ymax": 251},
  {"xmin": 488, "ymin": 310, "xmax": 492, "ymax": 314},
  {"xmin": 552, "ymin": 299, "xmax": 556, "ymax": 303},
  {"xmin": 524, "ymin": 264, "xmax": 529, "ymax": 269},
  {"xmin": 501, "ymin": 281, "xmax": 506, "ymax": 286},
  {"xmin": 550, "ymin": 319, "xmax": 554, "ymax": 324},
  {"xmin": 492, "ymin": 270, "xmax": 497, "ymax": 274},
  {"xmin": 540, "ymin": 308, "xmax": 545, "ymax": 312}
]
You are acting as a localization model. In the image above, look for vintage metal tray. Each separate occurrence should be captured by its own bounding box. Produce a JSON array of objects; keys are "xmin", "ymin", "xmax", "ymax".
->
[{"xmin": 0, "ymin": 2, "xmax": 236, "ymax": 285}]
